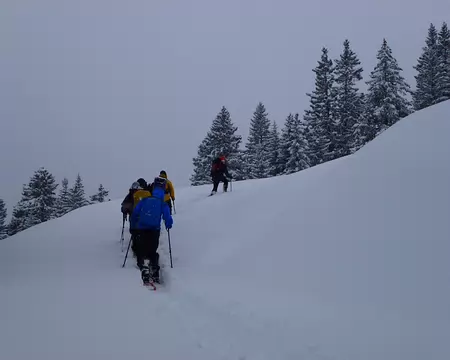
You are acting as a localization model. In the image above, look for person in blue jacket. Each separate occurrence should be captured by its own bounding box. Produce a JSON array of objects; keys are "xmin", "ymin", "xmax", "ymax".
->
[{"xmin": 130, "ymin": 176, "xmax": 173, "ymax": 284}]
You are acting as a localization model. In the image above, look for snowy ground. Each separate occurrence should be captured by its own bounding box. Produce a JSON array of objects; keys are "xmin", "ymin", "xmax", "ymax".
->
[{"xmin": 1, "ymin": 101, "xmax": 450, "ymax": 360}]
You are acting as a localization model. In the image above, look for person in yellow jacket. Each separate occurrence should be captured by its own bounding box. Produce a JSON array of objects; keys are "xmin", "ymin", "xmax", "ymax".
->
[{"xmin": 158, "ymin": 170, "xmax": 175, "ymax": 214}]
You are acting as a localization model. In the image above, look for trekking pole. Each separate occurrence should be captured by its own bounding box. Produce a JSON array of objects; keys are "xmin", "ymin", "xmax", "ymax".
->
[
  {"xmin": 173, "ymin": 200, "xmax": 176, "ymax": 214},
  {"xmin": 120, "ymin": 216, "xmax": 125, "ymax": 252},
  {"xmin": 167, "ymin": 229, "xmax": 173, "ymax": 268},
  {"xmin": 122, "ymin": 235, "xmax": 132, "ymax": 268}
]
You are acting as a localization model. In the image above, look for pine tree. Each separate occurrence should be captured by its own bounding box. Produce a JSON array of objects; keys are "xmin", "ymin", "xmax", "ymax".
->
[
  {"xmin": 304, "ymin": 47, "xmax": 336, "ymax": 166},
  {"xmin": 190, "ymin": 106, "xmax": 243, "ymax": 185},
  {"xmin": 0, "ymin": 199, "xmax": 7, "ymax": 240},
  {"xmin": 8, "ymin": 168, "xmax": 58, "ymax": 235},
  {"xmin": 280, "ymin": 113, "xmax": 309, "ymax": 174},
  {"xmin": 90, "ymin": 184, "xmax": 109, "ymax": 203},
  {"xmin": 353, "ymin": 95, "xmax": 379, "ymax": 151},
  {"xmin": 245, "ymin": 102, "xmax": 272, "ymax": 179},
  {"xmin": 267, "ymin": 121, "xmax": 282, "ymax": 176},
  {"xmin": 69, "ymin": 174, "xmax": 89, "ymax": 210},
  {"xmin": 333, "ymin": 39, "xmax": 364, "ymax": 158},
  {"xmin": 56, "ymin": 178, "xmax": 72, "ymax": 217},
  {"xmin": 279, "ymin": 113, "xmax": 294, "ymax": 172},
  {"xmin": 8, "ymin": 195, "xmax": 33, "ymax": 236},
  {"xmin": 414, "ymin": 23, "xmax": 440, "ymax": 110},
  {"xmin": 27, "ymin": 167, "xmax": 58, "ymax": 223},
  {"xmin": 437, "ymin": 22, "xmax": 450, "ymax": 103},
  {"xmin": 191, "ymin": 137, "xmax": 214, "ymax": 186},
  {"xmin": 363, "ymin": 38, "xmax": 412, "ymax": 142}
]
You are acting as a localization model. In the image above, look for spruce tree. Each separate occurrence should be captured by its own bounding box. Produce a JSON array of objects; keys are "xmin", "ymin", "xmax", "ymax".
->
[
  {"xmin": 353, "ymin": 95, "xmax": 379, "ymax": 151},
  {"xmin": 8, "ymin": 168, "xmax": 58, "ymax": 235},
  {"xmin": 27, "ymin": 167, "xmax": 58, "ymax": 223},
  {"xmin": 304, "ymin": 47, "xmax": 336, "ymax": 166},
  {"xmin": 364, "ymin": 39, "xmax": 412, "ymax": 138},
  {"xmin": 56, "ymin": 178, "xmax": 71, "ymax": 217},
  {"xmin": 268, "ymin": 121, "xmax": 282, "ymax": 176},
  {"xmin": 90, "ymin": 184, "xmax": 109, "ymax": 203},
  {"xmin": 190, "ymin": 106, "xmax": 243, "ymax": 184},
  {"xmin": 437, "ymin": 22, "xmax": 450, "ymax": 103},
  {"xmin": 414, "ymin": 23, "xmax": 440, "ymax": 110},
  {"xmin": 245, "ymin": 102, "xmax": 272, "ymax": 179},
  {"xmin": 69, "ymin": 174, "xmax": 89, "ymax": 210},
  {"xmin": 279, "ymin": 113, "xmax": 294, "ymax": 172},
  {"xmin": 8, "ymin": 195, "xmax": 33, "ymax": 236},
  {"xmin": 333, "ymin": 39, "xmax": 364, "ymax": 158},
  {"xmin": 0, "ymin": 199, "xmax": 7, "ymax": 240},
  {"xmin": 280, "ymin": 113, "xmax": 309, "ymax": 174},
  {"xmin": 191, "ymin": 137, "xmax": 214, "ymax": 186}
]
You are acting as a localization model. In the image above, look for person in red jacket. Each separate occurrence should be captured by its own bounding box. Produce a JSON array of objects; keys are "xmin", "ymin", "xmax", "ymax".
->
[{"xmin": 210, "ymin": 156, "xmax": 232, "ymax": 195}]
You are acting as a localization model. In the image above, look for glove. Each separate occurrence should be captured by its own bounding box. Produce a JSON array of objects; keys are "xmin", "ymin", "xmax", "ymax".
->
[{"xmin": 165, "ymin": 222, "xmax": 172, "ymax": 230}]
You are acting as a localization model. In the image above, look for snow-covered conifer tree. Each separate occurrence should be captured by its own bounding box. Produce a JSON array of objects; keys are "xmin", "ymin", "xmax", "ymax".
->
[
  {"xmin": 0, "ymin": 199, "xmax": 7, "ymax": 240},
  {"xmin": 280, "ymin": 113, "xmax": 309, "ymax": 174},
  {"xmin": 8, "ymin": 168, "xmax": 58, "ymax": 235},
  {"xmin": 304, "ymin": 47, "xmax": 336, "ymax": 165},
  {"xmin": 414, "ymin": 24, "xmax": 440, "ymax": 110},
  {"xmin": 69, "ymin": 174, "xmax": 89, "ymax": 210},
  {"xmin": 56, "ymin": 178, "xmax": 72, "ymax": 217},
  {"xmin": 437, "ymin": 22, "xmax": 450, "ymax": 103},
  {"xmin": 364, "ymin": 39, "xmax": 412, "ymax": 136},
  {"xmin": 190, "ymin": 106, "xmax": 243, "ymax": 184},
  {"xmin": 90, "ymin": 184, "xmax": 109, "ymax": 203},
  {"xmin": 333, "ymin": 40, "xmax": 364, "ymax": 158},
  {"xmin": 245, "ymin": 102, "xmax": 272, "ymax": 179},
  {"xmin": 267, "ymin": 121, "xmax": 282, "ymax": 177}
]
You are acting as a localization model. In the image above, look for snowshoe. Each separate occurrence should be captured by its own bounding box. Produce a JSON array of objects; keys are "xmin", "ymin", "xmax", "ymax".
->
[
  {"xmin": 151, "ymin": 266, "xmax": 160, "ymax": 284},
  {"xmin": 141, "ymin": 266, "xmax": 150, "ymax": 285}
]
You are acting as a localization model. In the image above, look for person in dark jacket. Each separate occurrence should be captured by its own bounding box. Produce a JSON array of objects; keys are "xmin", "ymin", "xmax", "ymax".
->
[
  {"xmin": 210, "ymin": 155, "xmax": 232, "ymax": 195},
  {"xmin": 121, "ymin": 182, "xmax": 140, "ymax": 220},
  {"xmin": 130, "ymin": 176, "xmax": 173, "ymax": 284}
]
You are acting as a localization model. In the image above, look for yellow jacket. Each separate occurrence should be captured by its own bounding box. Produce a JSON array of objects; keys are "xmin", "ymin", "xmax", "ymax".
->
[
  {"xmin": 133, "ymin": 189, "xmax": 151, "ymax": 210},
  {"xmin": 159, "ymin": 173, "xmax": 175, "ymax": 203}
]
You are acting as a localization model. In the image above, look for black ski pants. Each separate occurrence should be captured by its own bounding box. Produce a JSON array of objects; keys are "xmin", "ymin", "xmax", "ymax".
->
[
  {"xmin": 134, "ymin": 229, "xmax": 160, "ymax": 272},
  {"xmin": 212, "ymin": 174, "xmax": 228, "ymax": 192}
]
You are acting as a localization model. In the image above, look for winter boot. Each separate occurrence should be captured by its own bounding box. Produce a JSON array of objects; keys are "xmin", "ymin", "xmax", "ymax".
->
[
  {"xmin": 150, "ymin": 253, "xmax": 160, "ymax": 283},
  {"xmin": 151, "ymin": 268, "xmax": 160, "ymax": 284},
  {"xmin": 141, "ymin": 265, "xmax": 150, "ymax": 285}
]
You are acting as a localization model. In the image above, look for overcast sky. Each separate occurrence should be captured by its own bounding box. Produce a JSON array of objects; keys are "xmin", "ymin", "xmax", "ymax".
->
[{"xmin": 1, "ymin": 0, "xmax": 449, "ymax": 212}]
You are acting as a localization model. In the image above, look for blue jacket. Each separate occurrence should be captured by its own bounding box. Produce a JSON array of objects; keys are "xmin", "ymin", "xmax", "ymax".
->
[{"xmin": 130, "ymin": 196, "xmax": 173, "ymax": 231}]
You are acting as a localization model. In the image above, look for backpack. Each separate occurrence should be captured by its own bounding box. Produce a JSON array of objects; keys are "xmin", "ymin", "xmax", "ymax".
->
[
  {"xmin": 211, "ymin": 158, "xmax": 222, "ymax": 173},
  {"xmin": 153, "ymin": 176, "xmax": 167, "ymax": 190},
  {"xmin": 136, "ymin": 197, "xmax": 164, "ymax": 229},
  {"xmin": 133, "ymin": 189, "xmax": 151, "ymax": 210}
]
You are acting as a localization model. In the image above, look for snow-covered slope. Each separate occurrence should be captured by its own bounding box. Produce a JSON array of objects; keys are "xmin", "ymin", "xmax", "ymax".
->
[{"xmin": 1, "ymin": 101, "xmax": 450, "ymax": 360}]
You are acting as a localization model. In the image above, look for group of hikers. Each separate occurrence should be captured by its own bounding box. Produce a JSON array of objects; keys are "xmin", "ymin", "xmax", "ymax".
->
[{"xmin": 120, "ymin": 156, "xmax": 232, "ymax": 285}]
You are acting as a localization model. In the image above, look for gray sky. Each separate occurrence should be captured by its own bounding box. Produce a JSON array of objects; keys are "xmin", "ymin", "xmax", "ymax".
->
[{"xmin": 1, "ymin": 0, "xmax": 449, "ymax": 212}]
